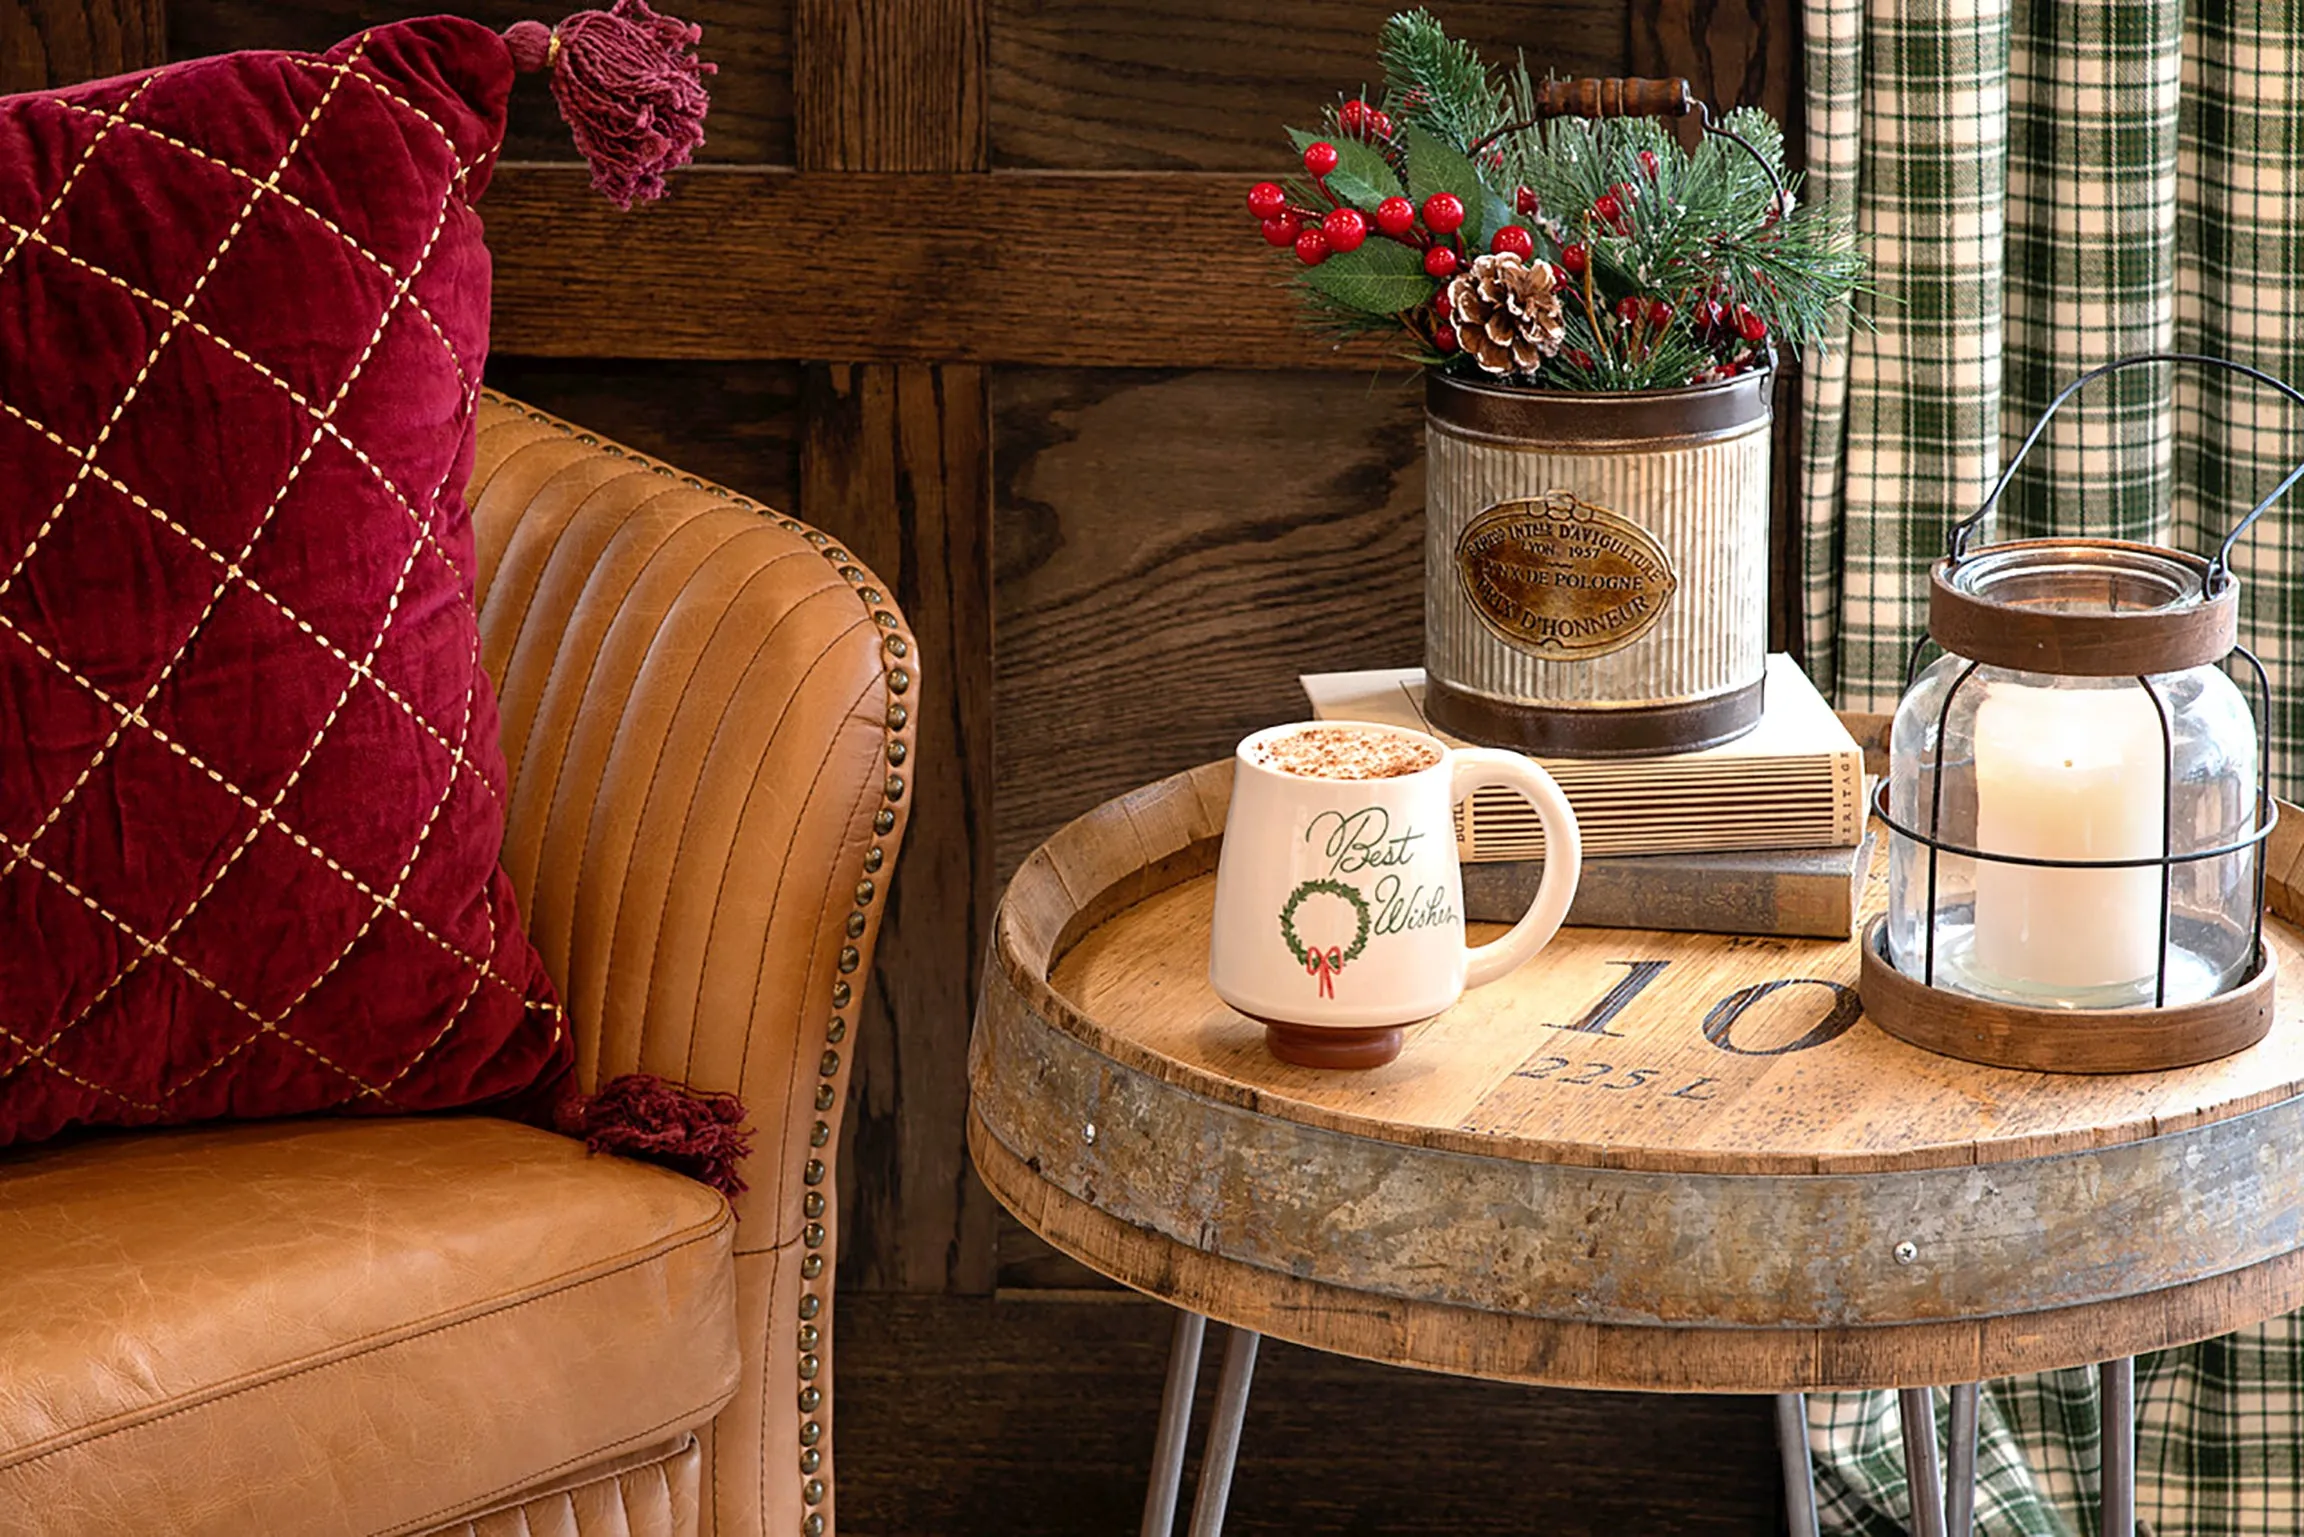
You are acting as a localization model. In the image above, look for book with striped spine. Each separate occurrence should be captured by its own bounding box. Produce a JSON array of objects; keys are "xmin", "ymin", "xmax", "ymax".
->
[{"xmin": 1299, "ymin": 654, "xmax": 1865, "ymax": 861}]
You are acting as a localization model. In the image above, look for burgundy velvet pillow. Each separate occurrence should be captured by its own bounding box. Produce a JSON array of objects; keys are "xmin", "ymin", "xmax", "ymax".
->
[{"xmin": 0, "ymin": 18, "xmax": 571, "ymax": 1147}]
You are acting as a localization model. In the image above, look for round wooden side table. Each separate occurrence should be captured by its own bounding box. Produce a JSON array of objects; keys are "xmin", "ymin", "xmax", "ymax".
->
[{"xmin": 968, "ymin": 760, "xmax": 2304, "ymax": 1537}]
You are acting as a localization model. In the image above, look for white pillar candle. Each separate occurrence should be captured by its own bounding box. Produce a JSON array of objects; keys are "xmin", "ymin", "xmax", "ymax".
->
[{"xmin": 1971, "ymin": 683, "xmax": 2167, "ymax": 994}]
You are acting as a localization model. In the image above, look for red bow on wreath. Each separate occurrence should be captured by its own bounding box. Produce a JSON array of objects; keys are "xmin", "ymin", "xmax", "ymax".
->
[{"xmin": 1305, "ymin": 946, "xmax": 1345, "ymax": 998}]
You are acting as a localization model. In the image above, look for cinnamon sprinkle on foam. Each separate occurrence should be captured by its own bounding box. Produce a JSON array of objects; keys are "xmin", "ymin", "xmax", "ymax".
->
[{"xmin": 1250, "ymin": 725, "xmax": 1441, "ymax": 780}]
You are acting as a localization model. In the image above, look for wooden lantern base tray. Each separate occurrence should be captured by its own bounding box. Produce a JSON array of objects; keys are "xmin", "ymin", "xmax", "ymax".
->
[
  {"xmin": 971, "ymin": 758, "xmax": 2304, "ymax": 1392},
  {"xmin": 1858, "ymin": 917, "xmax": 2277, "ymax": 1074}
]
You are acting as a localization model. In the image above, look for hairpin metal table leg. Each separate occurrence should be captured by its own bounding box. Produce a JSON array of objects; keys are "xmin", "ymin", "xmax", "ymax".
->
[
  {"xmin": 1184, "ymin": 1327, "xmax": 1262, "ymax": 1537},
  {"xmin": 1946, "ymin": 1383, "xmax": 1980, "ymax": 1537},
  {"xmin": 2102, "ymin": 1357, "xmax": 2136, "ymax": 1537},
  {"xmin": 1899, "ymin": 1388, "xmax": 1950, "ymax": 1537},
  {"xmin": 1775, "ymin": 1393, "xmax": 1820, "ymax": 1537},
  {"xmin": 1141, "ymin": 1311, "xmax": 1209, "ymax": 1537}
]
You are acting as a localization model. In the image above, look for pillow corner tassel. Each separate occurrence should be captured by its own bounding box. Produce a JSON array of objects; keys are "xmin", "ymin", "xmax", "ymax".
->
[
  {"xmin": 555, "ymin": 1073, "xmax": 755, "ymax": 1200},
  {"xmin": 504, "ymin": 1, "xmax": 715, "ymax": 210}
]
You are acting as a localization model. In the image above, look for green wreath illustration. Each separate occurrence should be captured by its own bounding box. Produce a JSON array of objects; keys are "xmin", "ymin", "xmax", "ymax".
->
[{"xmin": 1279, "ymin": 878, "xmax": 1371, "ymax": 969}]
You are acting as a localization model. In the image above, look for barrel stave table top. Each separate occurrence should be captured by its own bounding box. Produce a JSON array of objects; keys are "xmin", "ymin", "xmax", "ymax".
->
[{"xmin": 968, "ymin": 757, "xmax": 2304, "ymax": 1390}]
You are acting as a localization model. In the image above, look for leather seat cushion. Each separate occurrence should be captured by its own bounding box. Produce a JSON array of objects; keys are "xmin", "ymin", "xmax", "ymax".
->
[{"xmin": 0, "ymin": 1116, "xmax": 740, "ymax": 1537}]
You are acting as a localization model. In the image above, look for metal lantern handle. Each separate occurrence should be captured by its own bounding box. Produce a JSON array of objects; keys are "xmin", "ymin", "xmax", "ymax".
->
[{"xmin": 1949, "ymin": 351, "xmax": 2304, "ymax": 587}]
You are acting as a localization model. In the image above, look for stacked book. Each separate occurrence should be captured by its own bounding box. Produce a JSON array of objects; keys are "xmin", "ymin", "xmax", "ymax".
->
[{"xmin": 1300, "ymin": 654, "xmax": 1872, "ymax": 939}]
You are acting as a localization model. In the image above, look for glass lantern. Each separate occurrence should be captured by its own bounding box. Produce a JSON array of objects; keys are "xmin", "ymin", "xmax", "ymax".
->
[{"xmin": 1864, "ymin": 354, "xmax": 2292, "ymax": 1071}]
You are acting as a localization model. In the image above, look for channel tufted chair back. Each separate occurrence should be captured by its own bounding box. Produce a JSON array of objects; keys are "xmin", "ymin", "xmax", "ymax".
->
[{"xmin": 468, "ymin": 394, "xmax": 915, "ymax": 1537}]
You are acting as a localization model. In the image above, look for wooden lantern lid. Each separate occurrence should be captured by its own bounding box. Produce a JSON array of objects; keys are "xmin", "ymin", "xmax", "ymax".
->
[{"xmin": 1928, "ymin": 538, "xmax": 2238, "ymax": 676}]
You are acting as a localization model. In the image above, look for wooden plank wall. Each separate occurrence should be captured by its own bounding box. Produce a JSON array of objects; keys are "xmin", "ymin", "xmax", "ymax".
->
[{"xmin": 20, "ymin": 0, "xmax": 1803, "ymax": 1528}]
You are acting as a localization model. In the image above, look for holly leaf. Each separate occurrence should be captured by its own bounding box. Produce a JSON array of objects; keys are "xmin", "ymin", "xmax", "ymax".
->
[
  {"xmin": 1481, "ymin": 187, "xmax": 1519, "ymax": 246},
  {"xmin": 1404, "ymin": 123, "xmax": 1494, "ymax": 245},
  {"xmin": 1297, "ymin": 238, "xmax": 1431, "ymax": 316},
  {"xmin": 1287, "ymin": 126, "xmax": 1402, "ymax": 210}
]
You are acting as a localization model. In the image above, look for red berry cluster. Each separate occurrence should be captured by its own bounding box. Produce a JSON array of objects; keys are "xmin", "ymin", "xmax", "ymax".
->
[{"xmin": 1249, "ymin": 144, "xmax": 1540, "ymax": 279}]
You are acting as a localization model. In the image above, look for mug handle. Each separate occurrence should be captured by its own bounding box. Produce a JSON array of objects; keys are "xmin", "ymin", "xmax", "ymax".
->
[{"xmin": 1451, "ymin": 748, "xmax": 1583, "ymax": 990}]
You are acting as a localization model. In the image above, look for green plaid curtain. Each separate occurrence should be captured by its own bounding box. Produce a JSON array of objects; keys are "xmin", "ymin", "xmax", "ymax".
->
[
  {"xmin": 1799, "ymin": 1, "xmax": 2304, "ymax": 1529},
  {"xmin": 1799, "ymin": 0, "xmax": 2304, "ymax": 779}
]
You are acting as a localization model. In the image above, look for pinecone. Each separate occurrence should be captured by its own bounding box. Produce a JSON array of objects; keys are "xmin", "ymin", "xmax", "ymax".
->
[{"xmin": 1447, "ymin": 253, "xmax": 1566, "ymax": 377}]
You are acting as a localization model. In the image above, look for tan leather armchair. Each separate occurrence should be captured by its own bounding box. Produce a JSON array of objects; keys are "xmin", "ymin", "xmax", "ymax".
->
[{"xmin": 0, "ymin": 394, "xmax": 914, "ymax": 1537}]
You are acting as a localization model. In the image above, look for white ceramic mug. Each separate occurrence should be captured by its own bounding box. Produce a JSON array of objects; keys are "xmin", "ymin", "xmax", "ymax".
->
[{"xmin": 1209, "ymin": 720, "xmax": 1582, "ymax": 1068}]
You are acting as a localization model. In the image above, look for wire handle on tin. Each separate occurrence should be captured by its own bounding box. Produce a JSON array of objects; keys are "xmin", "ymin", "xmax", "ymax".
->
[
  {"xmin": 1950, "ymin": 352, "xmax": 2304, "ymax": 589},
  {"xmin": 1474, "ymin": 79, "xmax": 1785, "ymax": 213}
]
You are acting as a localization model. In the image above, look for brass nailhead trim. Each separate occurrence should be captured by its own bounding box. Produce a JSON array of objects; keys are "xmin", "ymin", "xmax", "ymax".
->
[
  {"xmin": 815, "ymin": 1084, "xmax": 836, "ymax": 1112},
  {"xmin": 833, "ymin": 980, "xmax": 853, "ymax": 1008},
  {"xmin": 800, "ymin": 1293, "xmax": 822, "ymax": 1320},
  {"xmin": 799, "ymin": 1322, "xmax": 820, "ymax": 1351},
  {"xmin": 838, "ymin": 946, "xmax": 861, "ymax": 973},
  {"xmin": 804, "ymin": 1514, "xmax": 825, "ymax": 1537},
  {"xmin": 840, "ymin": 565, "xmax": 865, "ymax": 582},
  {"xmin": 887, "ymin": 740, "xmax": 908, "ymax": 765},
  {"xmin": 825, "ymin": 548, "xmax": 850, "ymax": 562},
  {"xmin": 873, "ymin": 809, "xmax": 896, "ymax": 834},
  {"xmin": 802, "ymin": 1253, "xmax": 825, "ymax": 1280},
  {"xmin": 799, "ymin": 1385, "xmax": 822, "ymax": 1413},
  {"xmin": 801, "ymin": 1419, "xmax": 822, "ymax": 1446},
  {"xmin": 883, "ymin": 775, "xmax": 905, "ymax": 802},
  {"xmin": 820, "ymin": 1049, "xmax": 842, "ymax": 1076},
  {"xmin": 806, "ymin": 532, "xmax": 829, "ymax": 546},
  {"xmin": 804, "ymin": 1158, "xmax": 826, "ymax": 1185},
  {"xmin": 781, "ymin": 520, "xmax": 803, "ymax": 532},
  {"xmin": 887, "ymin": 668, "xmax": 911, "ymax": 694},
  {"xmin": 804, "ymin": 1191, "xmax": 825, "ymax": 1218},
  {"xmin": 859, "ymin": 587, "xmax": 883, "ymax": 604},
  {"xmin": 875, "ymin": 611, "xmax": 899, "ymax": 629},
  {"xmin": 811, "ymin": 1119, "xmax": 831, "ymax": 1147},
  {"xmin": 885, "ymin": 705, "xmax": 907, "ymax": 731},
  {"xmin": 846, "ymin": 912, "xmax": 866, "ymax": 938},
  {"xmin": 804, "ymin": 1222, "xmax": 825, "ymax": 1248},
  {"xmin": 683, "ymin": 475, "xmax": 704, "ymax": 489},
  {"xmin": 801, "ymin": 1447, "xmax": 822, "ymax": 1475},
  {"xmin": 864, "ymin": 847, "xmax": 885, "ymax": 873},
  {"xmin": 804, "ymin": 1479, "xmax": 825, "ymax": 1506},
  {"xmin": 827, "ymin": 1018, "xmax": 847, "ymax": 1043},
  {"xmin": 799, "ymin": 1354, "xmax": 820, "ymax": 1381},
  {"xmin": 887, "ymin": 636, "xmax": 910, "ymax": 658},
  {"xmin": 855, "ymin": 880, "xmax": 876, "ymax": 905}
]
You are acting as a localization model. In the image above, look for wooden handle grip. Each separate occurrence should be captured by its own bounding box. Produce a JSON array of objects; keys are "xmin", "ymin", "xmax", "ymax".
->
[{"xmin": 1535, "ymin": 78, "xmax": 1696, "ymax": 120}]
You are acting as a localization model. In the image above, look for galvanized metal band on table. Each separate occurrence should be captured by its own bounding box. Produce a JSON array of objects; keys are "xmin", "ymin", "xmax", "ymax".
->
[{"xmin": 972, "ymin": 958, "xmax": 2304, "ymax": 1330}]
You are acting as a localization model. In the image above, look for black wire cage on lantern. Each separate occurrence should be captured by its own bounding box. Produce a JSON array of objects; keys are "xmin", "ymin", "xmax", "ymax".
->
[{"xmin": 1859, "ymin": 353, "xmax": 2301, "ymax": 1074}]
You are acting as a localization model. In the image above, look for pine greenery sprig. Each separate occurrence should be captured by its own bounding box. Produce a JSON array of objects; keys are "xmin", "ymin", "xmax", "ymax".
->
[
  {"xmin": 1254, "ymin": 10, "xmax": 1863, "ymax": 390},
  {"xmin": 1377, "ymin": 10, "xmax": 1505, "ymax": 152}
]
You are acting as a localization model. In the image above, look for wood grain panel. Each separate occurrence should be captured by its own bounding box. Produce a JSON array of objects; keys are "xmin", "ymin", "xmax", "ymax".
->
[
  {"xmin": 836, "ymin": 1293, "xmax": 1781, "ymax": 1535},
  {"xmin": 810, "ymin": 364, "xmax": 1000, "ymax": 1296},
  {"xmin": 479, "ymin": 357, "xmax": 801, "ymax": 512},
  {"xmin": 988, "ymin": 0, "xmax": 1626, "ymax": 170},
  {"xmin": 992, "ymin": 368, "xmax": 1427, "ymax": 877},
  {"xmin": 798, "ymin": 0, "xmax": 1001, "ymax": 1301},
  {"xmin": 1630, "ymin": 0, "xmax": 1800, "ymax": 165},
  {"xmin": 4, "ymin": 0, "xmax": 163, "ymax": 91},
  {"xmin": 481, "ymin": 167, "xmax": 1397, "ymax": 369},
  {"xmin": 795, "ymin": 0, "xmax": 983, "ymax": 172},
  {"xmin": 163, "ymin": 0, "xmax": 791, "ymax": 163}
]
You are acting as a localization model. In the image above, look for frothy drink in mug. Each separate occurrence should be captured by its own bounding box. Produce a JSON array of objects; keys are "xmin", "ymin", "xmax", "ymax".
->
[
  {"xmin": 1211, "ymin": 720, "xmax": 1583, "ymax": 1069},
  {"xmin": 1244, "ymin": 724, "xmax": 1443, "ymax": 780}
]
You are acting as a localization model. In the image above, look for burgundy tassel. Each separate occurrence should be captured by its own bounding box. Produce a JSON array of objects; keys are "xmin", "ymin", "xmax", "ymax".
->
[
  {"xmin": 556, "ymin": 1073, "xmax": 753, "ymax": 1198},
  {"xmin": 505, "ymin": 2, "xmax": 715, "ymax": 210}
]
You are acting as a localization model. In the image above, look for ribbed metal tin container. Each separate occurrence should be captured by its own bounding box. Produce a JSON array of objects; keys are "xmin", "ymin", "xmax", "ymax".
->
[{"xmin": 1424, "ymin": 369, "xmax": 1772, "ymax": 756}]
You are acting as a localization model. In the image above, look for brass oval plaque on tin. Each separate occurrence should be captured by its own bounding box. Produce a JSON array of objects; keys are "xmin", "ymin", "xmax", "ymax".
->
[{"xmin": 1454, "ymin": 490, "xmax": 1678, "ymax": 659}]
